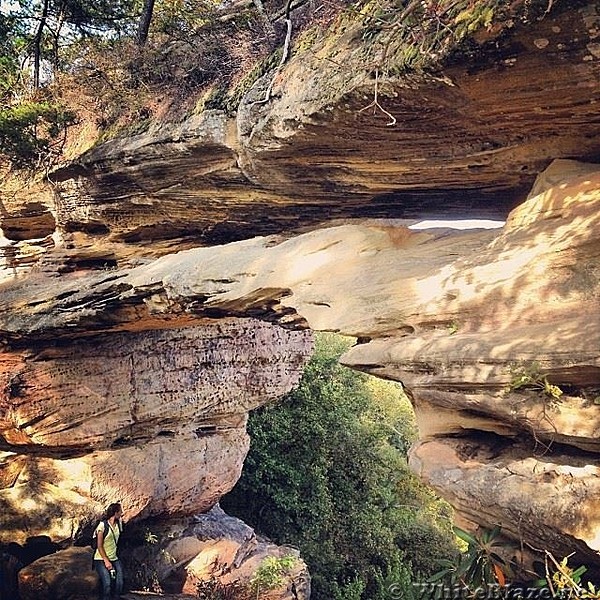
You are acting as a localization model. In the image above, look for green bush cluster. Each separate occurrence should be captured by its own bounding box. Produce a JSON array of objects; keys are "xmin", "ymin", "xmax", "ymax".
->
[
  {"xmin": 0, "ymin": 101, "xmax": 76, "ymax": 168},
  {"xmin": 249, "ymin": 555, "xmax": 297, "ymax": 595},
  {"xmin": 222, "ymin": 332, "xmax": 458, "ymax": 600}
]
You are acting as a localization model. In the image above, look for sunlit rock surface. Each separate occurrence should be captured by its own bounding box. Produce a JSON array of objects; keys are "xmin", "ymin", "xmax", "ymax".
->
[
  {"xmin": 2, "ymin": 3, "xmax": 599, "ymax": 265},
  {"xmin": 130, "ymin": 506, "xmax": 310, "ymax": 599},
  {"xmin": 1, "ymin": 160, "xmax": 598, "ymax": 574},
  {"xmin": 408, "ymin": 438, "xmax": 600, "ymax": 566},
  {"xmin": 0, "ymin": 319, "xmax": 312, "ymax": 546},
  {"xmin": 0, "ymin": 0, "xmax": 599, "ymax": 590}
]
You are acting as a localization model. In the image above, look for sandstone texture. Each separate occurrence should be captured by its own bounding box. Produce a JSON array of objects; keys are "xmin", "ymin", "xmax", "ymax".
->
[
  {"xmin": 3, "ymin": 2, "xmax": 599, "ymax": 265},
  {"xmin": 131, "ymin": 506, "xmax": 309, "ymax": 599},
  {"xmin": 1, "ymin": 0, "xmax": 600, "ymax": 593},
  {"xmin": 1, "ymin": 160, "xmax": 599, "ymax": 577},
  {"xmin": 18, "ymin": 546, "xmax": 98, "ymax": 600},
  {"xmin": 16, "ymin": 508, "xmax": 309, "ymax": 600},
  {"xmin": 0, "ymin": 319, "xmax": 311, "ymax": 546},
  {"xmin": 0, "ymin": 318, "xmax": 311, "ymax": 597}
]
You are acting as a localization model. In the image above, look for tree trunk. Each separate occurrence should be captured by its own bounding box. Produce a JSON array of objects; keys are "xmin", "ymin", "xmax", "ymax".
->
[
  {"xmin": 33, "ymin": 0, "xmax": 50, "ymax": 88},
  {"xmin": 135, "ymin": 0, "xmax": 155, "ymax": 46}
]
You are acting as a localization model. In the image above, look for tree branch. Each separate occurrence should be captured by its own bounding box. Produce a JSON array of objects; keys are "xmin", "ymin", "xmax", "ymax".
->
[{"xmin": 251, "ymin": 0, "xmax": 294, "ymax": 105}]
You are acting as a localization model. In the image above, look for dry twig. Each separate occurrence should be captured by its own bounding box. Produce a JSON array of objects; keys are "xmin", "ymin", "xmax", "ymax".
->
[{"xmin": 358, "ymin": 69, "xmax": 396, "ymax": 126}]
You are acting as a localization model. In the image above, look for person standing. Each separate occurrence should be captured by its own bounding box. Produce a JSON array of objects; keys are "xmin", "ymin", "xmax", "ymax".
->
[{"xmin": 93, "ymin": 503, "xmax": 124, "ymax": 600}]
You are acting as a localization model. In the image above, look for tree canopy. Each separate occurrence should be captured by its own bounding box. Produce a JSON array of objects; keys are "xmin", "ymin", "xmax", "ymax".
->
[
  {"xmin": 0, "ymin": 0, "xmax": 133, "ymax": 168},
  {"xmin": 222, "ymin": 333, "xmax": 458, "ymax": 600},
  {"xmin": 0, "ymin": 0, "xmax": 265, "ymax": 167}
]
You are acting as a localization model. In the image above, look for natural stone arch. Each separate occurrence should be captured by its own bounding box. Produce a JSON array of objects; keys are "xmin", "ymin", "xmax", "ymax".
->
[{"xmin": 0, "ymin": 161, "xmax": 599, "ymax": 577}]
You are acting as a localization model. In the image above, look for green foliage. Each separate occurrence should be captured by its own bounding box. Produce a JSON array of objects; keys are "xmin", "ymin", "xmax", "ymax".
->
[
  {"xmin": 453, "ymin": 3, "xmax": 496, "ymax": 39},
  {"xmin": 0, "ymin": 0, "xmax": 564, "ymax": 168},
  {"xmin": 509, "ymin": 362, "xmax": 563, "ymax": 402},
  {"xmin": 195, "ymin": 558, "xmax": 299, "ymax": 600},
  {"xmin": 0, "ymin": 14, "xmax": 22, "ymax": 98},
  {"xmin": 451, "ymin": 526, "xmax": 508, "ymax": 588},
  {"xmin": 426, "ymin": 526, "xmax": 511, "ymax": 595},
  {"xmin": 0, "ymin": 0, "xmax": 270, "ymax": 158},
  {"xmin": 249, "ymin": 555, "xmax": 297, "ymax": 595},
  {"xmin": 0, "ymin": 0, "xmax": 269, "ymax": 164},
  {"xmin": 222, "ymin": 332, "xmax": 457, "ymax": 600},
  {"xmin": 0, "ymin": 0, "xmax": 136, "ymax": 83},
  {"xmin": 425, "ymin": 532, "xmax": 600, "ymax": 599},
  {"xmin": 149, "ymin": 0, "xmax": 219, "ymax": 39},
  {"xmin": 144, "ymin": 529, "xmax": 158, "ymax": 544},
  {"xmin": 354, "ymin": 0, "xmax": 560, "ymax": 76},
  {"xmin": 0, "ymin": 101, "xmax": 76, "ymax": 167},
  {"xmin": 536, "ymin": 553, "xmax": 600, "ymax": 599},
  {"xmin": 447, "ymin": 321, "xmax": 459, "ymax": 335},
  {"xmin": 11, "ymin": 0, "xmax": 135, "ymax": 39}
]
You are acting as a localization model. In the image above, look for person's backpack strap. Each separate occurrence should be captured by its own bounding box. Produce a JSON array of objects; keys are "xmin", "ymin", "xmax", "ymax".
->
[
  {"xmin": 92, "ymin": 520, "xmax": 109, "ymax": 548},
  {"xmin": 91, "ymin": 520, "xmax": 106, "ymax": 570}
]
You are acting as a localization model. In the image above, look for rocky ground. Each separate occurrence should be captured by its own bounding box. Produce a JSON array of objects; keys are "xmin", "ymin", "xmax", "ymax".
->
[{"xmin": 123, "ymin": 593, "xmax": 196, "ymax": 599}]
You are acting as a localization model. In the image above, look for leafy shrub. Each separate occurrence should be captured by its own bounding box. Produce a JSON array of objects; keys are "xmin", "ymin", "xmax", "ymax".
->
[
  {"xmin": 249, "ymin": 555, "xmax": 297, "ymax": 595},
  {"xmin": 429, "ymin": 526, "xmax": 510, "ymax": 589},
  {"xmin": 509, "ymin": 362, "xmax": 563, "ymax": 402},
  {"xmin": 222, "ymin": 332, "xmax": 458, "ymax": 600},
  {"xmin": 0, "ymin": 101, "xmax": 76, "ymax": 168}
]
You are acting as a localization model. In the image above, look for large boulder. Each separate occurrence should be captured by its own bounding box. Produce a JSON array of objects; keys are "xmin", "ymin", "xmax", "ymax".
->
[
  {"xmin": 0, "ymin": 319, "xmax": 312, "ymax": 544},
  {"xmin": 124, "ymin": 507, "xmax": 310, "ymax": 599},
  {"xmin": 16, "ymin": 509, "xmax": 310, "ymax": 600},
  {"xmin": 18, "ymin": 546, "xmax": 97, "ymax": 600}
]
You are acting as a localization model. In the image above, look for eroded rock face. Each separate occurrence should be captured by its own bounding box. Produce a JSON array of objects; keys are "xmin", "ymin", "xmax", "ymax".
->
[
  {"xmin": 0, "ymin": 319, "xmax": 312, "ymax": 546},
  {"xmin": 2, "ymin": 2, "xmax": 596, "ymax": 263},
  {"xmin": 408, "ymin": 438, "xmax": 600, "ymax": 566},
  {"xmin": 342, "ymin": 164, "xmax": 600, "ymax": 566},
  {"xmin": 0, "ymin": 3, "xmax": 599, "ymax": 590},
  {"xmin": 1, "ymin": 321, "xmax": 309, "ymax": 450},
  {"xmin": 2, "ymin": 161, "xmax": 597, "ymax": 574},
  {"xmin": 18, "ymin": 546, "xmax": 98, "ymax": 600}
]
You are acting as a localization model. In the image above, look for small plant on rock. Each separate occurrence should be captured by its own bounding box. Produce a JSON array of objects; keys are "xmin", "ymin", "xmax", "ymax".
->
[
  {"xmin": 249, "ymin": 555, "xmax": 297, "ymax": 598},
  {"xmin": 447, "ymin": 320, "xmax": 459, "ymax": 335},
  {"xmin": 538, "ymin": 553, "xmax": 600, "ymax": 599},
  {"xmin": 429, "ymin": 526, "xmax": 510, "ymax": 590},
  {"xmin": 508, "ymin": 362, "xmax": 563, "ymax": 402},
  {"xmin": 144, "ymin": 529, "xmax": 159, "ymax": 544}
]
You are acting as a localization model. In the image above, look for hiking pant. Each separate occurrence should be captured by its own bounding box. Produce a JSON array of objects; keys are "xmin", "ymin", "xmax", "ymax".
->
[{"xmin": 94, "ymin": 559, "xmax": 123, "ymax": 599}]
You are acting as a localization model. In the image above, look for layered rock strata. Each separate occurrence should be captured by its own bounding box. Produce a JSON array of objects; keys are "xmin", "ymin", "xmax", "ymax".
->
[
  {"xmin": 4, "ymin": 2, "xmax": 599, "ymax": 262},
  {"xmin": 1, "ymin": 161, "xmax": 599, "ymax": 573},
  {"xmin": 0, "ymin": 319, "xmax": 312, "ymax": 546},
  {"xmin": 0, "ymin": 0, "xmax": 599, "ymax": 590}
]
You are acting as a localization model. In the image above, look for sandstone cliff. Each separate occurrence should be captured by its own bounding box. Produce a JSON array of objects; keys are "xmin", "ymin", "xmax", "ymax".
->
[{"xmin": 1, "ymin": 0, "xmax": 600, "ymax": 593}]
